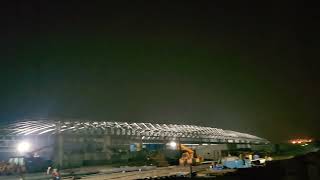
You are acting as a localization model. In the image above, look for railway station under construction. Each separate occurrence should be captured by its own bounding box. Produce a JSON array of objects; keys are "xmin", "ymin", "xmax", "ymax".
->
[{"xmin": 0, "ymin": 118, "xmax": 270, "ymax": 169}]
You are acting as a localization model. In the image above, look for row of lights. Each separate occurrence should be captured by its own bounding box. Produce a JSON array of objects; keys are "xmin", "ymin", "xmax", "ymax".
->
[{"xmin": 290, "ymin": 139, "xmax": 312, "ymax": 144}]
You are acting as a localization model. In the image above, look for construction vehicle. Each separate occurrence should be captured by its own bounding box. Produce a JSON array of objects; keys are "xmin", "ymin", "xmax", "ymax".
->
[
  {"xmin": 0, "ymin": 145, "xmax": 53, "ymax": 175},
  {"xmin": 220, "ymin": 153, "xmax": 267, "ymax": 169},
  {"xmin": 221, "ymin": 156, "xmax": 251, "ymax": 169},
  {"xmin": 179, "ymin": 144, "xmax": 204, "ymax": 166}
]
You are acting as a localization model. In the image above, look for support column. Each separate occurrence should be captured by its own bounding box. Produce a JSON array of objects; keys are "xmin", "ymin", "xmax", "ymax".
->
[
  {"xmin": 57, "ymin": 121, "xmax": 63, "ymax": 169},
  {"xmin": 103, "ymin": 135, "xmax": 112, "ymax": 159}
]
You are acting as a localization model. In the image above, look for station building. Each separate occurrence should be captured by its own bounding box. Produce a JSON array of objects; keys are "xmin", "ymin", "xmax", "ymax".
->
[{"xmin": 0, "ymin": 118, "xmax": 269, "ymax": 168}]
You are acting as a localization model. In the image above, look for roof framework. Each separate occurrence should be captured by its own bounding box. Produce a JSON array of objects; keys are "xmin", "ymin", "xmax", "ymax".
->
[{"xmin": 0, "ymin": 119, "xmax": 269, "ymax": 144}]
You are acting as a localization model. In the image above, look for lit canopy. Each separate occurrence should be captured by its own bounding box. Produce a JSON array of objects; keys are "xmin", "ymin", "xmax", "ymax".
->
[{"xmin": 0, "ymin": 119, "xmax": 269, "ymax": 144}]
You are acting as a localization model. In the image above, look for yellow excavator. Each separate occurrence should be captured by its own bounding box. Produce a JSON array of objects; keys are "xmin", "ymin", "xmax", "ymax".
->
[{"xmin": 179, "ymin": 144, "xmax": 203, "ymax": 166}]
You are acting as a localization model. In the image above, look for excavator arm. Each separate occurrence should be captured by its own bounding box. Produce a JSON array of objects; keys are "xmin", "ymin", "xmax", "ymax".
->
[
  {"xmin": 179, "ymin": 144, "xmax": 203, "ymax": 166},
  {"xmin": 180, "ymin": 144, "xmax": 194, "ymax": 154}
]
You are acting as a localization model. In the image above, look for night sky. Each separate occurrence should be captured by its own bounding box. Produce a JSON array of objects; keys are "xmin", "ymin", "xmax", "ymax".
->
[{"xmin": 1, "ymin": 1, "xmax": 319, "ymax": 142}]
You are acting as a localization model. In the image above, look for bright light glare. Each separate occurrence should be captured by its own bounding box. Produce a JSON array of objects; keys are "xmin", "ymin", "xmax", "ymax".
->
[
  {"xmin": 169, "ymin": 141, "xmax": 177, "ymax": 148},
  {"xmin": 17, "ymin": 141, "xmax": 31, "ymax": 153}
]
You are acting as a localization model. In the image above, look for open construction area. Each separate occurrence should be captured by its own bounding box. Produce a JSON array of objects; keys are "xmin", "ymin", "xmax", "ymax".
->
[
  {"xmin": 0, "ymin": 119, "xmax": 319, "ymax": 180},
  {"xmin": 0, "ymin": 118, "xmax": 273, "ymax": 179}
]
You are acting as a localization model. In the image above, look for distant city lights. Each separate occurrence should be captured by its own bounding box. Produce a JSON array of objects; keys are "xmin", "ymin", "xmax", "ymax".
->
[{"xmin": 289, "ymin": 139, "xmax": 312, "ymax": 144}]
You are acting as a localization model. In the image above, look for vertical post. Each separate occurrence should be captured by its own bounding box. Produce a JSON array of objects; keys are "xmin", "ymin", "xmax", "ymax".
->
[
  {"xmin": 139, "ymin": 137, "xmax": 143, "ymax": 151},
  {"xmin": 57, "ymin": 121, "xmax": 63, "ymax": 169},
  {"xmin": 104, "ymin": 135, "xmax": 111, "ymax": 160},
  {"xmin": 189, "ymin": 164, "xmax": 193, "ymax": 178}
]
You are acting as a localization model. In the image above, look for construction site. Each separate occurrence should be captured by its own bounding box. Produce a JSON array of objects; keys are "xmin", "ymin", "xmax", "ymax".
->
[{"xmin": 0, "ymin": 118, "xmax": 273, "ymax": 178}]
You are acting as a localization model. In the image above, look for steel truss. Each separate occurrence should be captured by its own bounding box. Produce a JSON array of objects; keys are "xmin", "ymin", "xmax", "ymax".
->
[{"xmin": 0, "ymin": 119, "xmax": 269, "ymax": 144}]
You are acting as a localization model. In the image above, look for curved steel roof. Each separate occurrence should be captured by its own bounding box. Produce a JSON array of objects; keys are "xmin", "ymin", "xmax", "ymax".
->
[{"xmin": 0, "ymin": 119, "xmax": 269, "ymax": 144}]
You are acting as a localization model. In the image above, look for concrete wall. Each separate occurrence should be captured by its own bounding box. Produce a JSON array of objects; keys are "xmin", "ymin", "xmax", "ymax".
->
[
  {"xmin": 60, "ymin": 134, "xmax": 114, "ymax": 168},
  {"xmin": 195, "ymin": 144, "xmax": 228, "ymax": 160}
]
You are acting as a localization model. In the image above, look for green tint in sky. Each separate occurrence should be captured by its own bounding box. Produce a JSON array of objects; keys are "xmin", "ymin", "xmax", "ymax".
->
[{"xmin": 1, "ymin": 1, "xmax": 319, "ymax": 142}]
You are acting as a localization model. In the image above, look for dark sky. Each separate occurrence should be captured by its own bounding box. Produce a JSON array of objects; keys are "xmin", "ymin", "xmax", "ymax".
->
[{"xmin": 1, "ymin": 1, "xmax": 319, "ymax": 142}]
